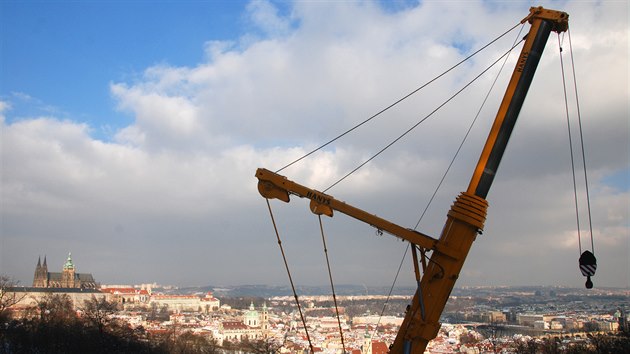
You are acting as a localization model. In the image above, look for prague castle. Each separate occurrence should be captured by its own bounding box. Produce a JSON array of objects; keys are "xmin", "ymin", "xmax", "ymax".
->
[{"xmin": 32, "ymin": 253, "xmax": 98, "ymax": 289}]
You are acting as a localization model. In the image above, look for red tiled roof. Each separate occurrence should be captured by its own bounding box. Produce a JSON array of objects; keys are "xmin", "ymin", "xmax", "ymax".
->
[
  {"xmin": 372, "ymin": 341, "xmax": 389, "ymax": 354},
  {"xmin": 222, "ymin": 321, "xmax": 248, "ymax": 330},
  {"xmin": 151, "ymin": 294, "xmax": 199, "ymax": 299},
  {"xmin": 101, "ymin": 288, "xmax": 137, "ymax": 294}
]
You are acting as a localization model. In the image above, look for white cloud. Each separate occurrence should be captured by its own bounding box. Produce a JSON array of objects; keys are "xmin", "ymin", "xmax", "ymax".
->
[
  {"xmin": 246, "ymin": 0, "xmax": 292, "ymax": 37},
  {"xmin": 0, "ymin": 100, "xmax": 10, "ymax": 123},
  {"xmin": 111, "ymin": 83, "xmax": 203, "ymax": 150},
  {"xmin": 1, "ymin": 1, "xmax": 628, "ymax": 288}
]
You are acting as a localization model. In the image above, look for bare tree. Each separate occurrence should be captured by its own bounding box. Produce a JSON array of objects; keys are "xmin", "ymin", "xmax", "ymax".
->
[
  {"xmin": 171, "ymin": 331, "xmax": 221, "ymax": 354},
  {"xmin": 80, "ymin": 295, "xmax": 120, "ymax": 335},
  {"xmin": 241, "ymin": 337, "xmax": 285, "ymax": 354},
  {"xmin": 36, "ymin": 292, "xmax": 75, "ymax": 325},
  {"xmin": 0, "ymin": 274, "xmax": 26, "ymax": 322}
]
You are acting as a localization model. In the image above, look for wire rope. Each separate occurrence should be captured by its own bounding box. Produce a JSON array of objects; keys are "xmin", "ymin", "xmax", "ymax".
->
[
  {"xmin": 264, "ymin": 199, "xmax": 315, "ymax": 353},
  {"xmin": 558, "ymin": 33, "xmax": 584, "ymax": 255},
  {"xmin": 317, "ymin": 216, "xmax": 347, "ymax": 353},
  {"xmin": 276, "ymin": 22, "xmax": 522, "ymax": 174},
  {"xmin": 370, "ymin": 24, "xmax": 525, "ymax": 340},
  {"xmin": 568, "ymin": 29, "xmax": 595, "ymax": 253},
  {"xmin": 323, "ymin": 38, "xmax": 524, "ymax": 193},
  {"xmin": 413, "ymin": 24, "xmax": 526, "ymax": 230},
  {"xmin": 371, "ymin": 243, "xmax": 410, "ymax": 339},
  {"xmin": 558, "ymin": 30, "xmax": 596, "ymax": 257}
]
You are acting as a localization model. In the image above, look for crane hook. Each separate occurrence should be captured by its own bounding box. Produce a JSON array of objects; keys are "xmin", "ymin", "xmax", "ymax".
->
[{"xmin": 579, "ymin": 250, "xmax": 597, "ymax": 289}]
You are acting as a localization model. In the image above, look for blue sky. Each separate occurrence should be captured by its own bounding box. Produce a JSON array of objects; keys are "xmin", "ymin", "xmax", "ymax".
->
[
  {"xmin": 2, "ymin": 0, "xmax": 411, "ymax": 139},
  {"xmin": 2, "ymin": 0, "xmax": 255, "ymax": 139},
  {"xmin": 1, "ymin": 0, "xmax": 628, "ymax": 289}
]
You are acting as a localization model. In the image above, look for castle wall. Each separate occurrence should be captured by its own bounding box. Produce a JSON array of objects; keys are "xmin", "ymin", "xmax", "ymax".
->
[{"xmin": 5, "ymin": 287, "xmax": 110, "ymax": 319}]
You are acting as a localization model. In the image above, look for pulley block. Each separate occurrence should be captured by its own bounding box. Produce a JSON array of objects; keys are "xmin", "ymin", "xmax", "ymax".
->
[{"xmin": 579, "ymin": 250, "xmax": 597, "ymax": 289}]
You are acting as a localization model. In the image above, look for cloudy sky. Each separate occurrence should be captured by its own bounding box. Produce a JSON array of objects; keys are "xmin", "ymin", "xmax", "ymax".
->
[{"xmin": 1, "ymin": 0, "xmax": 628, "ymax": 290}]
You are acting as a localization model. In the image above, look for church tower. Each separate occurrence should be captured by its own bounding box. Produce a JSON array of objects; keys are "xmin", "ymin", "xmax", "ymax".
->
[
  {"xmin": 362, "ymin": 326, "xmax": 373, "ymax": 354},
  {"xmin": 33, "ymin": 256, "xmax": 49, "ymax": 287},
  {"xmin": 262, "ymin": 302, "xmax": 269, "ymax": 336},
  {"xmin": 244, "ymin": 302, "xmax": 260, "ymax": 327},
  {"xmin": 61, "ymin": 253, "xmax": 76, "ymax": 288}
]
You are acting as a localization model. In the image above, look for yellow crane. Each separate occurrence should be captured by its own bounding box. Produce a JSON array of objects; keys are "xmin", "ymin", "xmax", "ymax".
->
[{"xmin": 256, "ymin": 7, "xmax": 571, "ymax": 354}]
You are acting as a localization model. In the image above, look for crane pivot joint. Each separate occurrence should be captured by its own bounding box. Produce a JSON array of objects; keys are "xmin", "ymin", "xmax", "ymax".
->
[{"xmin": 447, "ymin": 193, "xmax": 488, "ymax": 232}]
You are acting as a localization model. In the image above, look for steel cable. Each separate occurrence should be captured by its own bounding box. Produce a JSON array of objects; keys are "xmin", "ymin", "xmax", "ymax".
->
[
  {"xmin": 276, "ymin": 22, "xmax": 522, "ymax": 174},
  {"xmin": 264, "ymin": 199, "xmax": 315, "ymax": 353},
  {"xmin": 568, "ymin": 29, "xmax": 595, "ymax": 253},
  {"xmin": 323, "ymin": 38, "xmax": 524, "ymax": 193},
  {"xmin": 317, "ymin": 215, "xmax": 347, "ymax": 353}
]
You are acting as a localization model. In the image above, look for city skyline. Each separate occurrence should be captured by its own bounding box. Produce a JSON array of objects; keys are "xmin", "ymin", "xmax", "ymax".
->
[{"xmin": 1, "ymin": 1, "xmax": 628, "ymax": 289}]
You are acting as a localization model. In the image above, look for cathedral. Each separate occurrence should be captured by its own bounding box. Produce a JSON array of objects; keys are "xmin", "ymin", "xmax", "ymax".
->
[{"xmin": 32, "ymin": 253, "xmax": 98, "ymax": 289}]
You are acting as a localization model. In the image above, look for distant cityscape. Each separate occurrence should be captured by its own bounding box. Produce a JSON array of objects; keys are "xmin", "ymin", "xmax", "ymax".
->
[{"xmin": 1, "ymin": 254, "xmax": 628, "ymax": 353}]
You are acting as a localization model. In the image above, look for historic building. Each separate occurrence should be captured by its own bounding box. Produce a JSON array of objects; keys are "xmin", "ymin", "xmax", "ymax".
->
[
  {"xmin": 32, "ymin": 253, "xmax": 98, "ymax": 289},
  {"xmin": 214, "ymin": 302, "xmax": 269, "ymax": 345},
  {"xmin": 148, "ymin": 292, "xmax": 220, "ymax": 313}
]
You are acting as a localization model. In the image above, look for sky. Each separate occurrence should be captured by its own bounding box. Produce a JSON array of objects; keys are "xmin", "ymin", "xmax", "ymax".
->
[{"xmin": 1, "ymin": 0, "xmax": 628, "ymax": 290}]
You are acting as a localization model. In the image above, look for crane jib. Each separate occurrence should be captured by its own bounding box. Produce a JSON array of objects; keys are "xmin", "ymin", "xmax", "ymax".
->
[{"xmin": 472, "ymin": 18, "xmax": 554, "ymax": 199}]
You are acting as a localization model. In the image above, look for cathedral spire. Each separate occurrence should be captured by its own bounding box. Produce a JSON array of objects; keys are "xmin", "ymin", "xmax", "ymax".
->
[
  {"xmin": 43, "ymin": 255, "xmax": 47, "ymax": 267},
  {"xmin": 33, "ymin": 255, "xmax": 48, "ymax": 287},
  {"xmin": 63, "ymin": 252, "xmax": 74, "ymax": 270}
]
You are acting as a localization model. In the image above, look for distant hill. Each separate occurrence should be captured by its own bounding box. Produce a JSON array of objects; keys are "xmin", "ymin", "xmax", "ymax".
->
[
  {"xmin": 168, "ymin": 284, "xmax": 416, "ymax": 297},
  {"xmin": 157, "ymin": 284, "xmax": 628, "ymax": 298}
]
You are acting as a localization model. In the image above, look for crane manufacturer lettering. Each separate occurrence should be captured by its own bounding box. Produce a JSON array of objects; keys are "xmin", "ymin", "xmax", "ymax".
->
[
  {"xmin": 516, "ymin": 52, "xmax": 529, "ymax": 72},
  {"xmin": 306, "ymin": 191, "xmax": 331, "ymax": 205}
]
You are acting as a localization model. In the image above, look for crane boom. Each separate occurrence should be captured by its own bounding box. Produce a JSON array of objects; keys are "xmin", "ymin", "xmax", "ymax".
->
[
  {"xmin": 256, "ymin": 6, "xmax": 568, "ymax": 354},
  {"xmin": 467, "ymin": 7, "xmax": 568, "ymax": 199}
]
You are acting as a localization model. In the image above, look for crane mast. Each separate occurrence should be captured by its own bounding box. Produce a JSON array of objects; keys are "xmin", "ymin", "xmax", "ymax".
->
[{"xmin": 256, "ymin": 6, "xmax": 568, "ymax": 354}]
